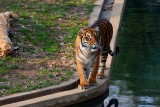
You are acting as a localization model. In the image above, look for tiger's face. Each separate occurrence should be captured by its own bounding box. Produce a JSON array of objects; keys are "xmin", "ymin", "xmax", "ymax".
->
[{"xmin": 79, "ymin": 27, "xmax": 100, "ymax": 52}]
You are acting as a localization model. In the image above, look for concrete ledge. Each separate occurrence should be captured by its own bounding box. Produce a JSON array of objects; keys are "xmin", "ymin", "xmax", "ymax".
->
[
  {"xmin": 106, "ymin": 0, "xmax": 126, "ymax": 68},
  {"xmin": 89, "ymin": 0, "xmax": 105, "ymax": 25},
  {"xmin": 0, "ymin": 72, "xmax": 79, "ymax": 106},
  {"xmin": 1, "ymin": 71, "xmax": 111, "ymax": 107}
]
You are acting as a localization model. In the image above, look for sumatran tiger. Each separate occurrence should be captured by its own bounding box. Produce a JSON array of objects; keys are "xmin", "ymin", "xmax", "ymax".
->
[{"xmin": 75, "ymin": 19, "xmax": 119, "ymax": 89}]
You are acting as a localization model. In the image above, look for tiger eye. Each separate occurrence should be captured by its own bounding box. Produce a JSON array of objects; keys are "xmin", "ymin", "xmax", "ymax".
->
[{"xmin": 85, "ymin": 36, "xmax": 90, "ymax": 41}]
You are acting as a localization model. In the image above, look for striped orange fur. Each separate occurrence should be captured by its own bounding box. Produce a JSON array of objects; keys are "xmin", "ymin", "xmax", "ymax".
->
[{"xmin": 75, "ymin": 19, "xmax": 118, "ymax": 89}]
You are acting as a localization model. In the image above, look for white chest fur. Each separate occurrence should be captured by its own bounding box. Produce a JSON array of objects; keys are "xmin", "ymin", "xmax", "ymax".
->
[{"xmin": 77, "ymin": 48, "xmax": 97, "ymax": 65}]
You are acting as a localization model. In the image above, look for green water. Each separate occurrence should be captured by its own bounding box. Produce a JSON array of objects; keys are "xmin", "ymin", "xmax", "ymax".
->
[{"xmin": 109, "ymin": 0, "xmax": 160, "ymax": 106}]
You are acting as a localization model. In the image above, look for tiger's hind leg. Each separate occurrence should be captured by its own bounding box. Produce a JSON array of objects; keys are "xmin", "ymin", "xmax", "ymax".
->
[
  {"xmin": 97, "ymin": 55, "xmax": 108, "ymax": 79},
  {"xmin": 97, "ymin": 47, "xmax": 109, "ymax": 79},
  {"xmin": 97, "ymin": 46, "xmax": 119, "ymax": 79}
]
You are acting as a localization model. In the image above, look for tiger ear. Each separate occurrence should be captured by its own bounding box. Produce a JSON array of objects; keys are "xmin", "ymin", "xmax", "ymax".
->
[{"xmin": 78, "ymin": 27, "xmax": 84, "ymax": 37}]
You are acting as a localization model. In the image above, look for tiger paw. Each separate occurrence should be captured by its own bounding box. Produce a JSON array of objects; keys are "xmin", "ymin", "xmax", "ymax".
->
[
  {"xmin": 88, "ymin": 81, "xmax": 97, "ymax": 86},
  {"xmin": 78, "ymin": 84, "xmax": 88, "ymax": 90},
  {"xmin": 97, "ymin": 74, "xmax": 105, "ymax": 79},
  {"xmin": 88, "ymin": 78, "xmax": 97, "ymax": 86}
]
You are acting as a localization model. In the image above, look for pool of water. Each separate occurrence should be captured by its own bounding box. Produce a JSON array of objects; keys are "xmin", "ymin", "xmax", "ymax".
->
[{"xmin": 107, "ymin": 0, "xmax": 160, "ymax": 106}]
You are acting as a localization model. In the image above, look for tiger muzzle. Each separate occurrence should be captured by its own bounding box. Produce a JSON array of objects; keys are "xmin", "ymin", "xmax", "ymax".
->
[{"xmin": 90, "ymin": 43, "xmax": 99, "ymax": 52}]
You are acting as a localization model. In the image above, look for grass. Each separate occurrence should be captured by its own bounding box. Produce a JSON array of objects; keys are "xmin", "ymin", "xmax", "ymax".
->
[
  {"xmin": 0, "ymin": 0, "xmax": 95, "ymax": 97},
  {"xmin": 0, "ymin": 69, "xmax": 74, "ymax": 96}
]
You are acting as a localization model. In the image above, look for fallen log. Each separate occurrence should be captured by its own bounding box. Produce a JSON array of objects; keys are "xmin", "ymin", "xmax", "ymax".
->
[{"xmin": 0, "ymin": 11, "xmax": 13, "ymax": 57}]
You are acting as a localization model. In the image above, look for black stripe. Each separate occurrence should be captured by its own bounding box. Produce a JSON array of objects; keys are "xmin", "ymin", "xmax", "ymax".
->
[
  {"xmin": 81, "ymin": 39, "xmax": 87, "ymax": 48},
  {"xmin": 101, "ymin": 59, "xmax": 106, "ymax": 62},
  {"xmin": 100, "ymin": 57, "xmax": 107, "ymax": 62},
  {"xmin": 91, "ymin": 53, "xmax": 97, "ymax": 63},
  {"xmin": 78, "ymin": 54, "xmax": 85, "ymax": 62},
  {"xmin": 78, "ymin": 46, "xmax": 87, "ymax": 57}
]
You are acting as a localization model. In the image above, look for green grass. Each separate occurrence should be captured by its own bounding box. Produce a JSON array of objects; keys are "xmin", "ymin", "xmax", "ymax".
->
[
  {"xmin": 0, "ymin": 69, "xmax": 73, "ymax": 95},
  {"xmin": 0, "ymin": 78, "xmax": 7, "ymax": 82},
  {"xmin": 0, "ymin": 0, "xmax": 95, "ymax": 96},
  {"xmin": 0, "ymin": 56, "xmax": 27, "ymax": 76},
  {"xmin": 0, "ymin": 61, "xmax": 8, "ymax": 75}
]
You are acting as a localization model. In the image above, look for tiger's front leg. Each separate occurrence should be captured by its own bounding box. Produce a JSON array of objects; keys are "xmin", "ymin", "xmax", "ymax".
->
[
  {"xmin": 77, "ymin": 60, "xmax": 88, "ymax": 89},
  {"xmin": 88, "ymin": 57, "xmax": 99, "ymax": 86}
]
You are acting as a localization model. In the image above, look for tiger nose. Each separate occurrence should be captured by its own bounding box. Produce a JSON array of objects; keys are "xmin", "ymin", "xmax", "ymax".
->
[{"xmin": 93, "ymin": 43, "xmax": 98, "ymax": 48}]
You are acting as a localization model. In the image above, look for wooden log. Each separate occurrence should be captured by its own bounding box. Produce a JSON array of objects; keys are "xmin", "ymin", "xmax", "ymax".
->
[{"xmin": 0, "ymin": 11, "xmax": 13, "ymax": 57}]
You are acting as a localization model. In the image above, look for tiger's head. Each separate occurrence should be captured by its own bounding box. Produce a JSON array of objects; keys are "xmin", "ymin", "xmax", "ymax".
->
[{"xmin": 78, "ymin": 27, "xmax": 100, "ymax": 52}]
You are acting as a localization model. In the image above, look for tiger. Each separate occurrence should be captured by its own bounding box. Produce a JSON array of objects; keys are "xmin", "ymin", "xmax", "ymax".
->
[{"xmin": 75, "ymin": 19, "xmax": 119, "ymax": 89}]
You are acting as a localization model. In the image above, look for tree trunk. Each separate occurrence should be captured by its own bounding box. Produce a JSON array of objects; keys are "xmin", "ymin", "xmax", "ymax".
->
[{"xmin": 0, "ymin": 11, "xmax": 13, "ymax": 57}]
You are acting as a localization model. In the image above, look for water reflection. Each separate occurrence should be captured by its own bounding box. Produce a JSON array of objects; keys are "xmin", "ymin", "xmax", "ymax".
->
[
  {"xmin": 106, "ymin": 0, "xmax": 160, "ymax": 106},
  {"xmin": 108, "ymin": 83, "xmax": 160, "ymax": 107}
]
